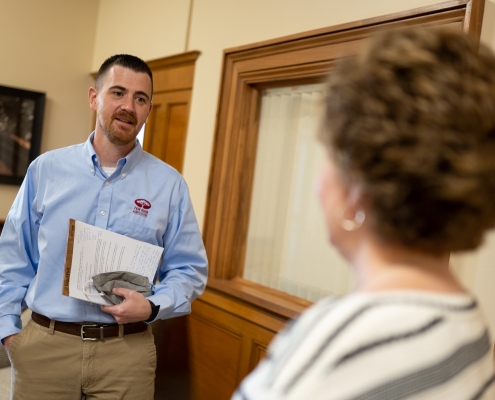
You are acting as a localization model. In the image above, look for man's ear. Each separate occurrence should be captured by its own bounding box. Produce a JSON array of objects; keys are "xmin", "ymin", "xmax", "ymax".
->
[
  {"xmin": 88, "ymin": 87, "xmax": 98, "ymax": 111},
  {"xmin": 147, "ymin": 102, "xmax": 153, "ymax": 119}
]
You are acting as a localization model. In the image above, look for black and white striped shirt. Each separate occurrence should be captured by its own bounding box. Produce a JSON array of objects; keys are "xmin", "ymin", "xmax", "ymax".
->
[{"xmin": 233, "ymin": 292, "xmax": 495, "ymax": 399}]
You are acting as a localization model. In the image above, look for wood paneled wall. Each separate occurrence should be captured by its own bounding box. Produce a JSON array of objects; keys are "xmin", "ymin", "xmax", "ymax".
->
[
  {"xmin": 143, "ymin": 52, "xmax": 199, "ymax": 173},
  {"xmin": 153, "ymin": 287, "xmax": 286, "ymax": 400}
]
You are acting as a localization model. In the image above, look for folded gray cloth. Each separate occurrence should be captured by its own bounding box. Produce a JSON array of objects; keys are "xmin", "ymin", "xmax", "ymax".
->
[{"xmin": 92, "ymin": 271, "xmax": 151, "ymax": 305}]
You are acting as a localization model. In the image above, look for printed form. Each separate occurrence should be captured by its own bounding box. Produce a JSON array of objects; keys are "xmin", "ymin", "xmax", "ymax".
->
[{"xmin": 63, "ymin": 219, "xmax": 163, "ymax": 305}]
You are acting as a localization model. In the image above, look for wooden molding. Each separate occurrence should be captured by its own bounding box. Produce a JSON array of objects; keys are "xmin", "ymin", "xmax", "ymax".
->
[
  {"xmin": 206, "ymin": 278, "xmax": 311, "ymax": 321},
  {"xmin": 146, "ymin": 50, "xmax": 200, "ymax": 70},
  {"xmin": 464, "ymin": 0, "xmax": 486, "ymax": 38},
  {"xmin": 249, "ymin": 340, "xmax": 268, "ymax": 372},
  {"xmin": 224, "ymin": 0, "xmax": 477, "ymax": 56},
  {"xmin": 90, "ymin": 50, "xmax": 201, "ymax": 79},
  {"xmin": 203, "ymin": 0, "xmax": 485, "ymax": 317}
]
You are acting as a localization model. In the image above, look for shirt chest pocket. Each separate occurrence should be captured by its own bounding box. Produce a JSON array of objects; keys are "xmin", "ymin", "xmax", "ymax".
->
[{"xmin": 115, "ymin": 218, "xmax": 160, "ymax": 246}]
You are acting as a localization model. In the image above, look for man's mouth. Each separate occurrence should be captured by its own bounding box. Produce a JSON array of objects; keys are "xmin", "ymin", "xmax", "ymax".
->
[
  {"xmin": 113, "ymin": 113, "xmax": 137, "ymax": 125},
  {"xmin": 115, "ymin": 117, "xmax": 135, "ymax": 125}
]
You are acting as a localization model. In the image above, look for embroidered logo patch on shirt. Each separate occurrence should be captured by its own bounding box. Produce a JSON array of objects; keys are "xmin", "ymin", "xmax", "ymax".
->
[{"xmin": 133, "ymin": 198, "xmax": 151, "ymax": 218}]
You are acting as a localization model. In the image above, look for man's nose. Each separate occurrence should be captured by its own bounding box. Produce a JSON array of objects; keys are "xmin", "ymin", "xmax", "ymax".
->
[{"xmin": 120, "ymin": 94, "xmax": 136, "ymax": 112}]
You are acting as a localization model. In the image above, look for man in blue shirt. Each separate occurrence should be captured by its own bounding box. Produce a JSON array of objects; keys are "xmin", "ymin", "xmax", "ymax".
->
[{"xmin": 0, "ymin": 54, "xmax": 208, "ymax": 399}]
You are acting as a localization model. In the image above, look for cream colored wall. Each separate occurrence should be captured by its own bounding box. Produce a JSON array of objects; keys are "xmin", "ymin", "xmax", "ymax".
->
[
  {"xmin": 0, "ymin": 0, "xmax": 99, "ymax": 219},
  {"xmin": 450, "ymin": 0, "xmax": 495, "ymax": 336},
  {"xmin": 185, "ymin": 0, "xmax": 442, "ymax": 229},
  {"xmin": 91, "ymin": 0, "xmax": 191, "ymax": 70}
]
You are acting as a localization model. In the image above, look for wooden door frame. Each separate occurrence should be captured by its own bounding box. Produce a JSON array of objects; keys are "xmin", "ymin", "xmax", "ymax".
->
[{"xmin": 203, "ymin": 0, "xmax": 486, "ymax": 319}]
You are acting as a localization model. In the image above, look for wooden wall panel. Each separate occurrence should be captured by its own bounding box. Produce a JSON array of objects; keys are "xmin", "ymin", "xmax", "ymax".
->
[
  {"xmin": 153, "ymin": 64, "xmax": 195, "ymax": 92},
  {"xmin": 141, "ymin": 52, "xmax": 199, "ymax": 174},
  {"xmin": 152, "ymin": 291, "xmax": 281, "ymax": 400},
  {"xmin": 188, "ymin": 296, "xmax": 279, "ymax": 399},
  {"xmin": 143, "ymin": 90, "xmax": 191, "ymax": 172},
  {"xmin": 249, "ymin": 340, "xmax": 268, "ymax": 372},
  {"xmin": 188, "ymin": 315, "xmax": 242, "ymax": 400}
]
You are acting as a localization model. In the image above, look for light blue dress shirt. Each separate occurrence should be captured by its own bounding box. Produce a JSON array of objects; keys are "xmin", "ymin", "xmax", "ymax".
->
[{"xmin": 0, "ymin": 133, "xmax": 208, "ymax": 341}]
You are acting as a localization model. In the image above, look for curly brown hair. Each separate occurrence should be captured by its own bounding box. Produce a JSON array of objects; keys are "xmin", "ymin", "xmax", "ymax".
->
[{"xmin": 320, "ymin": 26, "xmax": 495, "ymax": 253}]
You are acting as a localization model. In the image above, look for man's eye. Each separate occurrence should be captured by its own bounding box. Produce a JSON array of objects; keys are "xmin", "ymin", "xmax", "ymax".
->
[
  {"xmin": 136, "ymin": 97, "xmax": 146, "ymax": 103},
  {"xmin": 113, "ymin": 91, "xmax": 123, "ymax": 97}
]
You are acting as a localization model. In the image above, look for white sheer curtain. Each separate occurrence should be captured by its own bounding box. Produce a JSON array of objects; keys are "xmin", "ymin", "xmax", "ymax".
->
[{"xmin": 243, "ymin": 84, "xmax": 353, "ymax": 302}]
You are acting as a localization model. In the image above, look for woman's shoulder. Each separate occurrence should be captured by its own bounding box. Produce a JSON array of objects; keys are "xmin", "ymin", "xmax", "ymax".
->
[
  {"xmin": 291, "ymin": 291, "xmax": 485, "ymax": 354},
  {"xmin": 273, "ymin": 291, "xmax": 482, "ymax": 353},
  {"xmin": 245, "ymin": 291, "xmax": 492, "ymax": 400}
]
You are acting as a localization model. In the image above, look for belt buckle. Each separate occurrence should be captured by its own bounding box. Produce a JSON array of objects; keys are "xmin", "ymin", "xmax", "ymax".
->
[{"xmin": 80, "ymin": 324, "xmax": 98, "ymax": 341}]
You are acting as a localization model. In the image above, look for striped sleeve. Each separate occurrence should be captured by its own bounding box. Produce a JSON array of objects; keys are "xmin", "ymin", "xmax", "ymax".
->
[{"xmin": 233, "ymin": 293, "xmax": 495, "ymax": 400}]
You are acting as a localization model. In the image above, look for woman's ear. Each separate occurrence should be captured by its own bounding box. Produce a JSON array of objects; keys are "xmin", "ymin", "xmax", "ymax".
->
[
  {"xmin": 344, "ymin": 180, "xmax": 364, "ymax": 210},
  {"xmin": 338, "ymin": 183, "xmax": 366, "ymax": 231}
]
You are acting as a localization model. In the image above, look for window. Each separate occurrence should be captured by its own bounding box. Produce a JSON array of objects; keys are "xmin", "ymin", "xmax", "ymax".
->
[
  {"xmin": 243, "ymin": 84, "xmax": 352, "ymax": 301},
  {"xmin": 204, "ymin": 0, "xmax": 485, "ymax": 318}
]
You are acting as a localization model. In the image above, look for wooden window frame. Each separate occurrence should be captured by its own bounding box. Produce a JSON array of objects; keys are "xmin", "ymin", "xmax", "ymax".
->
[{"xmin": 203, "ymin": 0, "xmax": 486, "ymax": 319}]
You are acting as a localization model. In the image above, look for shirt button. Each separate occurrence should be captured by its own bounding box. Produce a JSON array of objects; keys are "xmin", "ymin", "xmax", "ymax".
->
[
  {"xmin": 122, "ymin": 173, "xmax": 127, "ymax": 178},
  {"xmin": 105, "ymin": 181, "xmax": 109, "ymax": 186},
  {"xmin": 100, "ymin": 211, "xmax": 105, "ymax": 216},
  {"xmin": 90, "ymin": 169, "xmax": 94, "ymax": 173}
]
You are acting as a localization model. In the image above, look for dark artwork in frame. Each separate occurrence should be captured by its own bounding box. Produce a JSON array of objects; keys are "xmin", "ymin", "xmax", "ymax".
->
[{"xmin": 0, "ymin": 84, "xmax": 45, "ymax": 185}]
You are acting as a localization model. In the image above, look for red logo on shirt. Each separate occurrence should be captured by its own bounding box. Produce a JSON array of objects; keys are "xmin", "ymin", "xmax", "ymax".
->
[
  {"xmin": 134, "ymin": 199, "xmax": 151, "ymax": 209},
  {"xmin": 133, "ymin": 198, "xmax": 151, "ymax": 217}
]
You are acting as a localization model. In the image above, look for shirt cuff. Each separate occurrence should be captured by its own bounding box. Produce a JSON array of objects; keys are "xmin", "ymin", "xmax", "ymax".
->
[{"xmin": 145, "ymin": 300, "xmax": 160, "ymax": 322}]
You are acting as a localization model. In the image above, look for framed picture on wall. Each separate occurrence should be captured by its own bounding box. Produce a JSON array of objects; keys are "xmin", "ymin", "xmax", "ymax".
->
[{"xmin": 0, "ymin": 84, "xmax": 45, "ymax": 185}]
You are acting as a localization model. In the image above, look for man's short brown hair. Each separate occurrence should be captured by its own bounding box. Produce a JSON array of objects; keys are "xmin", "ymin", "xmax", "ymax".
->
[
  {"xmin": 320, "ymin": 27, "xmax": 495, "ymax": 253},
  {"xmin": 96, "ymin": 54, "xmax": 153, "ymax": 95}
]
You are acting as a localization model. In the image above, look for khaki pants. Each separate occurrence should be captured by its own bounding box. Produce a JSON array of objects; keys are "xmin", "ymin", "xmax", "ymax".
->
[{"xmin": 8, "ymin": 318, "xmax": 156, "ymax": 400}]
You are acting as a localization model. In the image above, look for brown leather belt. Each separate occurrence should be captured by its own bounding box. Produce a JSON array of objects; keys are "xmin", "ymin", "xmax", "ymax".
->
[{"xmin": 31, "ymin": 311, "xmax": 147, "ymax": 341}]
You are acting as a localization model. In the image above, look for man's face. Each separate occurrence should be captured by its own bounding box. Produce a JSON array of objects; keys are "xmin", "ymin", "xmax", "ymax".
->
[{"xmin": 89, "ymin": 65, "xmax": 152, "ymax": 147}]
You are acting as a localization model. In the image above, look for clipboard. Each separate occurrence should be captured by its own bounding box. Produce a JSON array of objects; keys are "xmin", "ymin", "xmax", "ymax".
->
[{"xmin": 62, "ymin": 219, "xmax": 163, "ymax": 304}]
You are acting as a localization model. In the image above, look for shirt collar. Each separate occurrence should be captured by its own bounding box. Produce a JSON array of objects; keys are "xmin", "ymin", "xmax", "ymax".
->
[{"xmin": 83, "ymin": 131, "xmax": 144, "ymax": 179}]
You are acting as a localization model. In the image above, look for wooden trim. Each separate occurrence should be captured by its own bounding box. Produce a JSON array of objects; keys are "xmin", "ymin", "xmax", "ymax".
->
[
  {"xmin": 146, "ymin": 51, "xmax": 200, "ymax": 70},
  {"xmin": 224, "ymin": 0, "xmax": 471, "ymax": 55},
  {"xmin": 90, "ymin": 50, "xmax": 201, "ymax": 79},
  {"xmin": 249, "ymin": 341, "xmax": 268, "ymax": 372},
  {"xmin": 196, "ymin": 284, "xmax": 296, "ymax": 331},
  {"xmin": 464, "ymin": 0, "xmax": 486, "ymax": 38},
  {"xmin": 223, "ymin": 10, "xmax": 467, "ymax": 66},
  {"xmin": 203, "ymin": 0, "xmax": 485, "ymax": 318},
  {"xmin": 207, "ymin": 278, "xmax": 311, "ymax": 320}
]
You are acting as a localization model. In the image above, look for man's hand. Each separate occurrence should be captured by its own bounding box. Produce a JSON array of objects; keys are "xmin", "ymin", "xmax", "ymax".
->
[
  {"xmin": 4, "ymin": 334, "xmax": 17, "ymax": 352},
  {"xmin": 100, "ymin": 288, "xmax": 152, "ymax": 324}
]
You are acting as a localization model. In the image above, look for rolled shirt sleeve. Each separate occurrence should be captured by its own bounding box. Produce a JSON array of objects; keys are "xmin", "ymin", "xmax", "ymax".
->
[
  {"xmin": 0, "ymin": 168, "xmax": 40, "ymax": 342},
  {"xmin": 148, "ymin": 179, "xmax": 208, "ymax": 320}
]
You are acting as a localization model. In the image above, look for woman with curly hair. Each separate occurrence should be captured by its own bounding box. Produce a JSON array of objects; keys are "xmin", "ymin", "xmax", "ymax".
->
[{"xmin": 233, "ymin": 26, "xmax": 495, "ymax": 400}]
